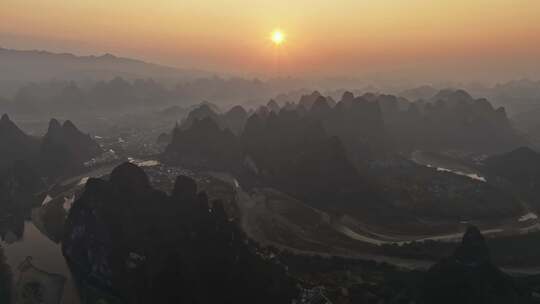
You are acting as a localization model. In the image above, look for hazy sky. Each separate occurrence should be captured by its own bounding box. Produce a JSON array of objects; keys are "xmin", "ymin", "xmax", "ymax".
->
[{"xmin": 2, "ymin": 0, "xmax": 540, "ymax": 82}]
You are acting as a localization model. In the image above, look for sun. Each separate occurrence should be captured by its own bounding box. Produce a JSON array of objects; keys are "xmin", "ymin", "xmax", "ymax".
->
[{"xmin": 271, "ymin": 30, "xmax": 285, "ymax": 45}]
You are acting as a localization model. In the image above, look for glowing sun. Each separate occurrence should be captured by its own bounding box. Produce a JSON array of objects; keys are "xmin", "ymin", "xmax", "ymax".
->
[{"xmin": 271, "ymin": 30, "xmax": 285, "ymax": 45}]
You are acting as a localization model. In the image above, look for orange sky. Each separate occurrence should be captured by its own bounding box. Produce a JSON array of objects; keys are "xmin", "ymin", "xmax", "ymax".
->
[{"xmin": 1, "ymin": 0, "xmax": 540, "ymax": 81}]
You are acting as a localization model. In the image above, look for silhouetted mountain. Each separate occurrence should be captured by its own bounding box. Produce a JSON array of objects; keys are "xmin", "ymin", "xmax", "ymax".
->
[
  {"xmin": 400, "ymin": 85, "xmax": 439, "ymax": 101},
  {"xmin": 422, "ymin": 226, "xmax": 530, "ymax": 303},
  {"xmin": 157, "ymin": 104, "xmax": 248, "ymax": 148},
  {"xmin": 0, "ymin": 114, "xmax": 102, "ymax": 180},
  {"xmin": 309, "ymin": 96, "xmax": 332, "ymax": 118},
  {"xmin": 326, "ymin": 95, "xmax": 337, "ymax": 107},
  {"xmin": 164, "ymin": 94, "xmax": 526, "ymax": 227},
  {"xmin": 478, "ymin": 79, "xmax": 540, "ymax": 116},
  {"xmin": 255, "ymin": 105, "xmax": 271, "ymax": 118},
  {"xmin": 306, "ymin": 92, "xmax": 391, "ymax": 162},
  {"xmin": 340, "ymin": 91, "xmax": 355, "ymax": 105},
  {"xmin": 5, "ymin": 77, "xmax": 181, "ymax": 115},
  {"xmin": 470, "ymin": 79, "xmax": 540, "ymax": 147},
  {"xmin": 40, "ymin": 119, "xmax": 102, "ymax": 178},
  {"xmin": 180, "ymin": 103, "xmax": 223, "ymax": 129},
  {"xmin": 0, "ymin": 160, "xmax": 42, "ymax": 223},
  {"xmin": 0, "ymin": 114, "xmax": 38, "ymax": 169},
  {"xmin": 164, "ymin": 105, "xmax": 384, "ymax": 214},
  {"xmin": 0, "ymin": 71, "xmax": 297, "ymax": 117},
  {"xmin": 386, "ymin": 89, "xmax": 525, "ymax": 153},
  {"xmin": 298, "ymin": 91, "xmax": 323, "ymax": 109},
  {"xmin": 163, "ymin": 117, "xmax": 242, "ymax": 170},
  {"xmin": 266, "ymin": 99, "xmax": 280, "ymax": 113},
  {"xmin": 53, "ymin": 81, "xmax": 89, "ymax": 114},
  {"xmin": 242, "ymin": 111, "xmax": 363, "ymax": 204},
  {"xmin": 90, "ymin": 77, "xmax": 137, "ymax": 110},
  {"xmin": 0, "ymin": 47, "xmax": 209, "ymax": 84},
  {"xmin": 222, "ymin": 105, "xmax": 248, "ymax": 135},
  {"xmin": 430, "ymin": 88, "xmax": 474, "ymax": 105},
  {"xmin": 249, "ymin": 91, "xmax": 392, "ymax": 162},
  {"xmin": 62, "ymin": 162, "xmax": 298, "ymax": 303}
]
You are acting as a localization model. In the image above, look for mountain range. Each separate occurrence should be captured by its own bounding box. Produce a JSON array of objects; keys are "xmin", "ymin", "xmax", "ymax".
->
[
  {"xmin": 161, "ymin": 93, "xmax": 527, "ymax": 231},
  {"xmin": 0, "ymin": 114, "xmax": 102, "ymax": 178},
  {"xmin": 0, "ymin": 114, "xmax": 39, "ymax": 169},
  {"xmin": 0, "ymin": 47, "xmax": 209, "ymax": 84}
]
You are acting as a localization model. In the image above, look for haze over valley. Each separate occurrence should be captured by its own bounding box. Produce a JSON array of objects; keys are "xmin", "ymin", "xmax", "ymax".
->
[{"xmin": 2, "ymin": 1, "xmax": 540, "ymax": 303}]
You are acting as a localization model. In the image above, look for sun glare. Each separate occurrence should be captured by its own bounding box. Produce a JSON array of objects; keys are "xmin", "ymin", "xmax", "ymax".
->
[{"xmin": 271, "ymin": 30, "xmax": 285, "ymax": 45}]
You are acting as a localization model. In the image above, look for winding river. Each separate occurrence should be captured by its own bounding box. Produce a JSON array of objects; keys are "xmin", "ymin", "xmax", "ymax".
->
[{"xmin": 3, "ymin": 157, "xmax": 540, "ymax": 304}]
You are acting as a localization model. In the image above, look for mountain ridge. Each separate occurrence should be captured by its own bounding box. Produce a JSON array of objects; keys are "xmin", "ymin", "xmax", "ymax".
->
[{"xmin": 0, "ymin": 47, "xmax": 211, "ymax": 83}]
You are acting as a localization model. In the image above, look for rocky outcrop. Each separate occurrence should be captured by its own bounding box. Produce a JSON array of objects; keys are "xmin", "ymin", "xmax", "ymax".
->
[
  {"xmin": 292, "ymin": 89, "xmax": 525, "ymax": 155},
  {"xmin": 0, "ymin": 114, "xmax": 38, "ymax": 169},
  {"xmin": 222, "ymin": 105, "xmax": 248, "ymax": 135},
  {"xmin": 241, "ymin": 109, "xmax": 382, "ymax": 212},
  {"xmin": 228, "ymin": 92, "xmax": 392, "ymax": 163},
  {"xmin": 0, "ymin": 115, "xmax": 42, "ymax": 219},
  {"xmin": 180, "ymin": 103, "xmax": 222, "ymax": 130},
  {"xmin": 0, "ymin": 160, "xmax": 42, "ymax": 216},
  {"xmin": 62, "ymin": 162, "xmax": 298, "ymax": 304},
  {"xmin": 266, "ymin": 99, "xmax": 280, "ymax": 113},
  {"xmin": 40, "ymin": 119, "xmax": 102, "ymax": 178},
  {"xmin": 422, "ymin": 226, "xmax": 530, "ymax": 303},
  {"xmin": 163, "ymin": 92, "xmax": 530, "ymax": 226},
  {"xmin": 298, "ymin": 91, "xmax": 323, "ymax": 109},
  {"xmin": 180, "ymin": 103, "xmax": 249, "ymax": 135},
  {"xmin": 163, "ymin": 106, "xmax": 383, "ymax": 214},
  {"xmin": 388, "ymin": 89, "xmax": 525, "ymax": 153},
  {"xmin": 163, "ymin": 117, "xmax": 242, "ymax": 170},
  {"xmin": 338, "ymin": 95, "xmax": 390, "ymax": 159}
]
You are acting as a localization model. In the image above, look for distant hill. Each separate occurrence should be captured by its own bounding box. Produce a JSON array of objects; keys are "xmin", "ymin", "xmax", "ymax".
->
[
  {"xmin": 384, "ymin": 89, "xmax": 526, "ymax": 153},
  {"xmin": 0, "ymin": 114, "xmax": 101, "ymax": 178},
  {"xmin": 0, "ymin": 47, "xmax": 210, "ymax": 83},
  {"xmin": 39, "ymin": 118, "xmax": 102, "ymax": 177},
  {"xmin": 0, "ymin": 114, "xmax": 39, "ymax": 169}
]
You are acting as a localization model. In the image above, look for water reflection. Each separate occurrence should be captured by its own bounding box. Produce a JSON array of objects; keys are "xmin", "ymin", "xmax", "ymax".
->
[
  {"xmin": 1, "ymin": 190, "xmax": 125, "ymax": 304},
  {"xmin": 411, "ymin": 150, "xmax": 487, "ymax": 182},
  {"xmin": 16, "ymin": 256, "xmax": 66, "ymax": 304},
  {"xmin": 427, "ymin": 164, "xmax": 487, "ymax": 182},
  {"xmin": 0, "ymin": 160, "xmax": 136, "ymax": 303},
  {"xmin": 1, "ymin": 211, "xmax": 81, "ymax": 304}
]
